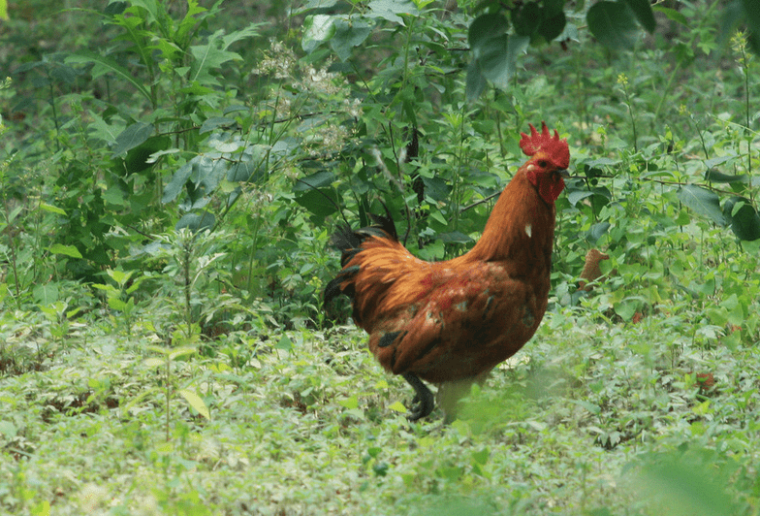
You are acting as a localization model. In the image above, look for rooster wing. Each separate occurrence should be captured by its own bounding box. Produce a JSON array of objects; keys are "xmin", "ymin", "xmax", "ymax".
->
[{"xmin": 369, "ymin": 260, "xmax": 544, "ymax": 385}]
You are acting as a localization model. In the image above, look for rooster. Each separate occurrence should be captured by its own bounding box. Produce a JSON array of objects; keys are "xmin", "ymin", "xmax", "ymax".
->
[{"xmin": 325, "ymin": 122, "xmax": 570, "ymax": 420}]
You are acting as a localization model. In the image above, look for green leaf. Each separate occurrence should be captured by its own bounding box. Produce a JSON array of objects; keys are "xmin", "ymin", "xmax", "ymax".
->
[
  {"xmin": 276, "ymin": 335, "xmax": 294, "ymax": 351},
  {"xmin": 388, "ymin": 401, "xmax": 407, "ymax": 413},
  {"xmin": 66, "ymin": 51, "xmax": 152, "ymax": 103},
  {"xmin": 743, "ymin": 0, "xmax": 760, "ymax": 36},
  {"xmin": 0, "ymin": 0, "xmax": 8, "ymax": 20},
  {"xmin": 39, "ymin": 202, "xmax": 67, "ymax": 216},
  {"xmin": 724, "ymin": 197, "xmax": 760, "ymax": 241},
  {"xmin": 623, "ymin": 0, "xmax": 656, "ymax": 33},
  {"xmin": 652, "ymin": 5, "xmax": 688, "ymax": 26},
  {"xmin": 705, "ymin": 169, "xmax": 748, "ymax": 184},
  {"xmin": 33, "ymin": 284, "xmax": 59, "ymax": 305},
  {"xmin": 538, "ymin": 12, "xmax": 567, "ymax": 42},
  {"xmin": 587, "ymin": 1, "xmax": 639, "ymax": 50},
  {"xmin": 338, "ymin": 395, "xmax": 359, "ymax": 410},
  {"xmin": 49, "ymin": 244, "xmax": 84, "ymax": 259},
  {"xmin": 112, "ymin": 123, "xmax": 154, "ymax": 157},
  {"xmin": 125, "ymin": 135, "xmax": 171, "ymax": 173},
  {"xmin": 368, "ymin": 0, "xmax": 418, "ymax": 25},
  {"xmin": 465, "ymin": 59, "xmax": 487, "ymax": 102},
  {"xmin": 189, "ymin": 30, "xmax": 243, "ymax": 87},
  {"xmin": 294, "ymin": 190, "xmax": 339, "ymax": 219},
  {"xmin": 178, "ymin": 388, "xmax": 211, "ymax": 419},
  {"xmin": 302, "ymin": 14, "xmax": 336, "ymax": 54},
  {"xmin": 294, "ymin": 170, "xmax": 337, "ymax": 192},
  {"xmin": 175, "ymin": 212, "xmax": 216, "ymax": 232},
  {"xmin": 677, "ymin": 185, "xmax": 726, "ymax": 226},
  {"xmin": 330, "ymin": 17, "xmax": 372, "ymax": 61}
]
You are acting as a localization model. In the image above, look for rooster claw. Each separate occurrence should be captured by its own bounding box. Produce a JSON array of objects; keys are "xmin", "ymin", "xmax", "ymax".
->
[{"xmin": 403, "ymin": 373, "xmax": 435, "ymax": 421}]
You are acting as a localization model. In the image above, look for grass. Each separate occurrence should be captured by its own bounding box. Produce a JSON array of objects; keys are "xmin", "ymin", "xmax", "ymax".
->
[
  {"xmin": 2, "ymin": 0, "xmax": 760, "ymax": 514},
  {"xmin": 1, "ymin": 248, "xmax": 759, "ymax": 515}
]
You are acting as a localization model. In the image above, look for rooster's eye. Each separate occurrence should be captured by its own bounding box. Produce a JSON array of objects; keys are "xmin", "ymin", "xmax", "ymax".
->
[{"xmin": 538, "ymin": 160, "xmax": 547, "ymax": 168}]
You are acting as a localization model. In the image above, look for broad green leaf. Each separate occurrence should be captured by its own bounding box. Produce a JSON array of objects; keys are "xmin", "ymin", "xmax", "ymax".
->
[
  {"xmin": 368, "ymin": 0, "xmax": 418, "ymax": 25},
  {"xmin": 677, "ymin": 185, "xmax": 726, "ymax": 226},
  {"xmin": 33, "ymin": 284, "xmax": 59, "ymax": 305},
  {"xmin": 143, "ymin": 358, "xmax": 165, "ymax": 368},
  {"xmin": 538, "ymin": 12, "xmax": 567, "ymax": 42},
  {"xmin": 294, "ymin": 190, "xmax": 340, "ymax": 219},
  {"xmin": 0, "ymin": 0, "xmax": 8, "ymax": 20},
  {"xmin": 465, "ymin": 59, "xmax": 487, "ymax": 102},
  {"xmin": 568, "ymin": 190, "xmax": 594, "ymax": 206},
  {"xmin": 112, "ymin": 122, "xmax": 154, "ymax": 157},
  {"xmin": 163, "ymin": 162, "xmax": 194, "ymax": 203},
  {"xmin": 276, "ymin": 335, "xmax": 294, "ymax": 351},
  {"xmin": 705, "ymin": 169, "xmax": 748, "ymax": 184},
  {"xmin": 175, "ymin": 212, "xmax": 216, "ymax": 232},
  {"xmin": 623, "ymin": 0, "xmax": 656, "ymax": 33},
  {"xmin": 293, "ymin": 170, "xmax": 337, "ymax": 192},
  {"xmin": 178, "ymin": 388, "xmax": 211, "ymax": 419},
  {"xmin": 170, "ymin": 347, "xmax": 198, "ymax": 360},
  {"xmin": 724, "ymin": 197, "xmax": 760, "ymax": 241},
  {"xmin": 388, "ymin": 401, "xmax": 407, "ymax": 413},
  {"xmin": 107, "ymin": 297, "xmax": 127, "ymax": 311},
  {"xmin": 39, "ymin": 202, "xmax": 66, "ymax": 216},
  {"xmin": 635, "ymin": 453, "xmax": 736, "ymax": 516},
  {"xmin": 302, "ymin": 15, "xmax": 336, "ymax": 54},
  {"xmin": 587, "ymin": 1, "xmax": 639, "ymax": 50},
  {"xmin": 652, "ymin": 5, "xmax": 688, "ymax": 25},
  {"xmin": 49, "ymin": 244, "xmax": 83, "ymax": 258},
  {"xmin": 189, "ymin": 30, "xmax": 243, "ymax": 87},
  {"xmin": 338, "ymin": 395, "xmax": 359, "ymax": 410},
  {"xmin": 330, "ymin": 18, "xmax": 372, "ymax": 61},
  {"xmin": 124, "ymin": 135, "xmax": 171, "ymax": 173},
  {"xmin": 743, "ymin": 0, "xmax": 760, "ymax": 37},
  {"xmin": 66, "ymin": 51, "xmax": 152, "ymax": 102}
]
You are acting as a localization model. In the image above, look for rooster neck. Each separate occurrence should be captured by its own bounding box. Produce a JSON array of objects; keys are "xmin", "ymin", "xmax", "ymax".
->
[{"xmin": 460, "ymin": 169, "xmax": 556, "ymax": 273}]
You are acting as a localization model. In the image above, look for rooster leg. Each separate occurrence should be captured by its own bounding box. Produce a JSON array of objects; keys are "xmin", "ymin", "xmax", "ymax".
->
[{"xmin": 402, "ymin": 373, "xmax": 434, "ymax": 421}]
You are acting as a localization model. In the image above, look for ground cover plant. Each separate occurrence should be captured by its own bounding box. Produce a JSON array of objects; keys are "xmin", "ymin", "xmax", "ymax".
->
[{"xmin": 1, "ymin": 0, "xmax": 760, "ymax": 514}]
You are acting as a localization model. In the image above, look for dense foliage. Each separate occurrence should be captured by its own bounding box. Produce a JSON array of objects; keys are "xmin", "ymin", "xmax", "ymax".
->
[{"xmin": 1, "ymin": 0, "xmax": 759, "ymax": 514}]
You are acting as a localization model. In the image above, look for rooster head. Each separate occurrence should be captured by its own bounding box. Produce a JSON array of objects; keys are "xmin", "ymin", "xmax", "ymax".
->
[{"xmin": 519, "ymin": 122, "xmax": 570, "ymax": 203}]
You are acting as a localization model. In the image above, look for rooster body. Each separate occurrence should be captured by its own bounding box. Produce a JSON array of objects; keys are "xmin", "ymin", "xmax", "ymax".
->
[{"xmin": 325, "ymin": 123, "xmax": 570, "ymax": 420}]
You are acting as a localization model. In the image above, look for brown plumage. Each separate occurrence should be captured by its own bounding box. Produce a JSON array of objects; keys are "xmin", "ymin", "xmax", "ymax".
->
[
  {"xmin": 325, "ymin": 122, "xmax": 570, "ymax": 420},
  {"xmin": 578, "ymin": 249, "xmax": 610, "ymax": 291}
]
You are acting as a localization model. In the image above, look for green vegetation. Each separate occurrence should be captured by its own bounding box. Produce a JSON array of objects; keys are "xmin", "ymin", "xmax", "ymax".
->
[{"xmin": 1, "ymin": 0, "xmax": 759, "ymax": 514}]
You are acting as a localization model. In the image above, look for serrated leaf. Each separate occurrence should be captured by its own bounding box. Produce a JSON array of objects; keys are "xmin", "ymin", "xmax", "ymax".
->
[
  {"xmin": 677, "ymin": 185, "xmax": 726, "ymax": 226},
  {"xmin": 49, "ymin": 244, "xmax": 83, "ymax": 258},
  {"xmin": 66, "ymin": 51, "xmax": 152, "ymax": 102},
  {"xmin": 178, "ymin": 388, "xmax": 211, "ymax": 419},
  {"xmin": 587, "ymin": 1, "xmax": 639, "ymax": 50}
]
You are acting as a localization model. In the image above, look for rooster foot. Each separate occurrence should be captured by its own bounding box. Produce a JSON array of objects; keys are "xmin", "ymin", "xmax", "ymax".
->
[{"xmin": 402, "ymin": 373, "xmax": 434, "ymax": 421}]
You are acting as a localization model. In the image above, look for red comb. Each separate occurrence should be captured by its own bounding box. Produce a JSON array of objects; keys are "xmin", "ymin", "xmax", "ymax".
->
[{"xmin": 519, "ymin": 122, "xmax": 570, "ymax": 169}]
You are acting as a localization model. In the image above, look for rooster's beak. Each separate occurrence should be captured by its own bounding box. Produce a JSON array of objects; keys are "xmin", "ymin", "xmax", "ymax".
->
[{"xmin": 558, "ymin": 169, "xmax": 570, "ymax": 179}]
